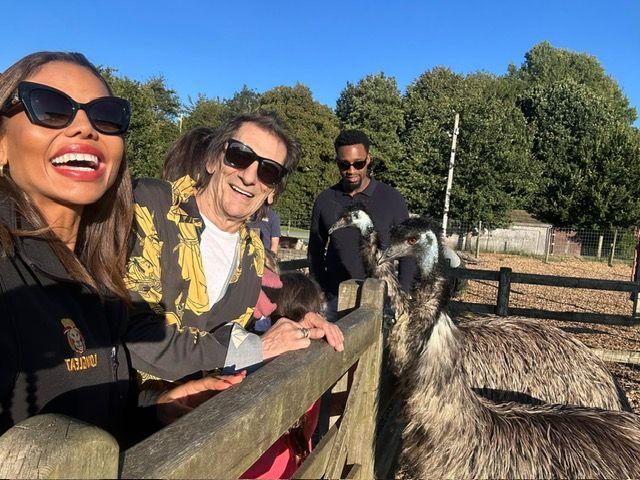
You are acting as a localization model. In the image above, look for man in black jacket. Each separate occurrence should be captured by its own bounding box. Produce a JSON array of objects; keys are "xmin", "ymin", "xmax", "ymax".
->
[{"xmin": 308, "ymin": 130, "xmax": 416, "ymax": 319}]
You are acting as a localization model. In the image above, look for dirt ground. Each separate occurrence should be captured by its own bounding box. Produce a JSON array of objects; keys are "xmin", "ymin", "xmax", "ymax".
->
[{"xmin": 459, "ymin": 253, "xmax": 640, "ymax": 412}]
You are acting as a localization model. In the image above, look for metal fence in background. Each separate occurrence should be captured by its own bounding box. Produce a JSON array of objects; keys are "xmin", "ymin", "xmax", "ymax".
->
[
  {"xmin": 445, "ymin": 220, "xmax": 639, "ymax": 264},
  {"xmin": 276, "ymin": 215, "xmax": 640, "ymax": 267},
  {"xmin": 279, "ymin": 212, "xmax": 311, "ymax": 234}
]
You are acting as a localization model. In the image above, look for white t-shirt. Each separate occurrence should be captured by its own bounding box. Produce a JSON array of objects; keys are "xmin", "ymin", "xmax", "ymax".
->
[{"xmin": 200, "ymin": 214, "xmax": 240, "ymax": 306}]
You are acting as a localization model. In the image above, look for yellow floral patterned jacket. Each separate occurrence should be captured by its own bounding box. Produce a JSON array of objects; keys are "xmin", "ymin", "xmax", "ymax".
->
[{"xmin": 124, "ymin": 176, "xmax": 265, "ymax": 383}]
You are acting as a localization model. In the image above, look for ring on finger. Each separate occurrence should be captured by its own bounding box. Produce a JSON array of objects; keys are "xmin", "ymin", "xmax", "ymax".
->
[{"xmin": 299, "ymin": 327, "xmax": 310, "ymax": 339}]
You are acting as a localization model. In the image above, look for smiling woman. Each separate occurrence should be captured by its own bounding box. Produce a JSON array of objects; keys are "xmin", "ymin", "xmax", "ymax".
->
[
  {"xmin": 0, "ymin": 52, "xmax": 134, "ymax": 438},
  {"xmin": 0, "ymin": 52, "xmax": 247, "ymax": 444}
]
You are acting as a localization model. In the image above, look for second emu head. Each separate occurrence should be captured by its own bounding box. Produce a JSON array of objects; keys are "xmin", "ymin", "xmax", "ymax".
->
[
  {"xmin": 328, "ymin": 203, "xmax": 375, "ymax": 237},
  {"xmin": 379, "ymin": 216, "xmax": 446, "ymax": 281}
]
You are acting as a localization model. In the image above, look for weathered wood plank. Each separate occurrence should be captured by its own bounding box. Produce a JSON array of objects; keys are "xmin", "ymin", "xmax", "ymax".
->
[
  {"xmin": 592, "ymin": 348, "xmax": 640, "ymax": 366},
  {"xmin": 319, "ymin": 278, "xmax": 385, "ymax": 480},
  {"xmin": 279, "ymin": 258, "xmax": 309, "ymax": 272},
  {"xmin": 496, "ymin": 267, "xmax": 512, "ymax": 316},
  {"xmin": 293, "ymin": 423, "xmax": 338, "ymax": 479},
  {"xmin": 450, "ymin": 302, "xmax": 640, "ymax": 327},
  {"xmin": 448, "ymin": 266, "xmax": 640, "ymax": 293},
  {"xmin": 0, "ymin": 414, "xmax": 119, "ymax": 479},
  {"xmin": 511, "ymin": 271, "xmax": 639, "ymax": 292},
  {"xmin": 343, "ymin": 279, "xmax": 384, "ymax": 479},
  {"xmin": 508, "ymin": 307, "xmax": 638, "ymax": 327},
  {"xmin": 338, "ymin": 279, "xmax": 362, "ymax": 318},
  {"xmin": 120, "ymin": 279, "xmax": 385, "ymax": 479}
]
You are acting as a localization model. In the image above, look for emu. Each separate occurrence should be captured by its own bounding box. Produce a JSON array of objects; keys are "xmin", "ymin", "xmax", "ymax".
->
[
  {"xmin": 328, "ymin": 205, "xmax": 410, "ymax": 326},
  {"xmin": 332, "ymin": 207, "xmax": 630, "ymax": 411},
  {"xmin": 381, "ymin": 216, "xmax": 640, "ymax": 479}
]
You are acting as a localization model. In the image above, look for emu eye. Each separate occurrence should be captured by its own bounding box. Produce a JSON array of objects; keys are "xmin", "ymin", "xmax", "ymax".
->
[{"xmin": 407, "ymin": 237, "xmax": 418, "ymax": 245}]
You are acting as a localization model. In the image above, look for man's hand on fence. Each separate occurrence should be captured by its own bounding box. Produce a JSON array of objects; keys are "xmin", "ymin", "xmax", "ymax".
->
[
  {"xmin": 156, "ymin": 372, "xmax": 246, "ymax": 425},
  {"xmin": 300, "ymin": 312, "xmax": 344, "ymax": 352},
  {"xmin": 261, "ymin": 318, "xmax": 326, "ymax": 359}
]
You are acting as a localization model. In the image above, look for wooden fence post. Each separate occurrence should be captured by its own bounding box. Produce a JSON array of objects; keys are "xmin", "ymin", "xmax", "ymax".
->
[
  {"xmin": 0, "ymin": 414, "xmax": 119, "ymax": 479},
  {"xmin": 597, "ymin": 234, "xmax": 604, "ymax": 259},
  {"xmin": 545, "ymin": 229, "xmax": 554, "ymax": 263},
  {"xmin": 475, "ymin": 221, "xmax": 482, "ymax": 259},
  {"xmin": 609, "ymin": 229, "xmax": 618, "ymax": 267},
  {"xmin": 496, "ymin": 267, "xmax": 512, "ymax": 316},
  {"xmin": 324, "ymin": 278, "xmax": 384, "ymax": 480},
  {"xmin": 633, "ymin": 280, "xmax": 640, "ymax": 321}
]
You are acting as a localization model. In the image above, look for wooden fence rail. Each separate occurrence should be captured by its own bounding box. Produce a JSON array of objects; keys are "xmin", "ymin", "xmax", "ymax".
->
[
  {"xmin": 280, "ymin": 258, "xmax": 640, "ymax": 326},
  {"xmin": 0, "ymin": 278, "xmax": 385, "ymax": 479},
  {"xmin": 4, "ymin": 257, "xmax": 639, "ymax": 478},
  {"xmin": 450, "ymin": 266, "xmax": 640, "ymax": 326}
]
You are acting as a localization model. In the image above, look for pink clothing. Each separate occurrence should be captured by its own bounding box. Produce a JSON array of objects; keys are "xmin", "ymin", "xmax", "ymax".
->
[{"xmin": 242, "ymin": 400, "xmax": 321, "ymax": 479}]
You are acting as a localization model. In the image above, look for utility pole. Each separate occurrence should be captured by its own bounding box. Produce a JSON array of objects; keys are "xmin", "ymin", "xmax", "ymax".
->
[{"xmin": 442, "ymin": 112, "xmax": 460, "ymax": 236}]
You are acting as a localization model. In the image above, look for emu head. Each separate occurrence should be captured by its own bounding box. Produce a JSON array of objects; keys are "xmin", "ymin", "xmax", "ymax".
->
[
  {"xmin": 328, "ymin": 204, "xmax": 374, "ymax": 236},
  {"xmin": 379, "ymin": 216, "xmax": 444, "ymax": 278}
]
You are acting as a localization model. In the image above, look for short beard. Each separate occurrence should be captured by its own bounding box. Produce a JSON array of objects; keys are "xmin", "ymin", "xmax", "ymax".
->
[{"xmin": 342, "ymin": 177, "xmax": 361, "ymax": 192}]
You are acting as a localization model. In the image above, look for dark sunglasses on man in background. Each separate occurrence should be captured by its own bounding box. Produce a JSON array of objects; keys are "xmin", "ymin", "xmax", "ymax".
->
[
  {"xmin": 336, "ymin": 159, "xmax": 367, "ymax": 171},
  {"xmin": 224, "ymin": 139, "xmax": 287, "ymax": 187},
  {"xmin": 0, "ymin": 81, "xmax": 131, "ymax": 135}
]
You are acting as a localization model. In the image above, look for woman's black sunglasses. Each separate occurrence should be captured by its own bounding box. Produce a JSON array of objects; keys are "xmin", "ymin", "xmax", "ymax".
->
[
  {"xmin": 1, "ymin": 81, "xmax": 131, "ymax": 135},
  {"xmin": 224, "ymin": 139, "xmax": 287, "ymax": 187}
]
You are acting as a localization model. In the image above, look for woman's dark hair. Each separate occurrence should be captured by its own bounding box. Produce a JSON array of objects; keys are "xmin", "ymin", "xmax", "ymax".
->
[
  {"xmin": 162, "ymin": 126, "xmax": 216, "ymax": 182},
  {"xmin": 0, "ymin": 51, "xmax": 133, "ymax": 300},
  {"xmin": 163, "ymin": 111, "xmax": 300, "ymax": 197},
  {"xmin": 267, "ymin": 272, "xmax": 325, "ymax": 322}
]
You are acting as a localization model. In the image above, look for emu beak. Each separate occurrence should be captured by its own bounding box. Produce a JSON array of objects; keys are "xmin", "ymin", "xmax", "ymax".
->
[
  {"xmin": 378, "ymin": 246, "xmax": 398, "ymax": 265},
  {"xmin": 328, "ymin": 217, "xmax": 351, "ymax": 235},
  {"xmin": 378, "ymin": 243, "xmax": 413, "ymax": 265}
]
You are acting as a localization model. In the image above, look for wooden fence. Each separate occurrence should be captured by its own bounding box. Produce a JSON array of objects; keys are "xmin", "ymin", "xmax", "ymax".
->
[
  {"xmin": 450, "ymin": 266, "xmax": 640, "ymax": 326},
  {"xmin": 4, "ymin": 260, "xmax": 639, "ymax": 478},
  {"xmin": 0, "ymin": 278, "xmax": 388, "ymax": 479}
]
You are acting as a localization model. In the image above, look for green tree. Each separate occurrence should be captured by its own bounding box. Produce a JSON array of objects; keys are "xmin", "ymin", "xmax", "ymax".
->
[
  {"xmin": 401, "ymin": 68, "xmax": 534, "ymax": 225},
  {"xmin": 103, "ymin": 70, "xmax": 181, "ymax": 178},
  {"xmin": 259, "ymin": 84, "xmax": 340, "ymax": 224},
  {"xmin": 335, "ymin": 73, "xmax": 405, "ymax": 181},
  {"xmin": 520, "ymin": 80, "xmax": 640, "ymax": 228},
  {"xmin": 399, "ymin": 67, "xmax": 464, "ymax": 216},
  {"xmin": 183, "ymin": 94, "xmax": 227, "ymax": 131},
  {"xmin": 222, "ymin": 85, "xmax": 261, "ymax": 120},
  {"xmin": 510, "ymin": 41, "xmax": 637, "ymax": 124}
]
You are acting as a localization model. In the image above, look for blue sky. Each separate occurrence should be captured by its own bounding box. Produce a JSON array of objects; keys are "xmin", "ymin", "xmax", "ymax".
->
[{"xmin": 3, "ymin": 0, "xmax": 639, "ymax": 125}]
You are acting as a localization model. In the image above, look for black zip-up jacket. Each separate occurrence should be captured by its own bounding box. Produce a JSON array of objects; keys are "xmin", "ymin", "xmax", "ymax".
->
[{"xmin": 0, "ymin": 203, "xmax": 131, "ymax": 439}]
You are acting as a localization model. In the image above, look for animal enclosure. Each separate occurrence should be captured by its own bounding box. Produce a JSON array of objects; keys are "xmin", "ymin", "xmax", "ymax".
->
[{"xmin": 455, "ymin": 253, "xmax": 640, "ymax": 411}]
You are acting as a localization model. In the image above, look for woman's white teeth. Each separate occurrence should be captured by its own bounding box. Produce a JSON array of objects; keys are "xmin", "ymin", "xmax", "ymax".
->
[
  {"xmin": 231, "ymin": 185, "xmax": 253, "ymax": 197},
  {"xmin": 51, "ymin": 153, "xmax": 99, "ymax": 170}
]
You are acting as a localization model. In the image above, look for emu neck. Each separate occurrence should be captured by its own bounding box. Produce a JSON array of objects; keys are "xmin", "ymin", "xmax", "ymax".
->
[
  {"xmin": 360, "ymin": 225, "xmax": 379, "ymax": 277},
  {"xmin": 406, "ymin": 258, "xmax": 483, "ymax": 405}
]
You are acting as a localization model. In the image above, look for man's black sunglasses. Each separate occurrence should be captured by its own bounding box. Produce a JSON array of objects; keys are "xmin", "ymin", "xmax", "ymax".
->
[
  {"xmin": 1, "ymin": 81, "xmax": 131, "ymax": 135},
  {"xmin": 224, "ymin": 139, "xmax": 287, "ymax": 187},
  {"xmin": 337, "ymin": 159, "xmax": 367, "ymax": 171}
]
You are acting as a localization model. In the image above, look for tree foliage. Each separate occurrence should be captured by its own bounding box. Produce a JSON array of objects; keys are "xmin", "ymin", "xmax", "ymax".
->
[
  {"xmin": 98, "ymin": 41, "xmax": 640, "ymax": 229},
  {"xmin": 520, "ymin": 79, "xmax": 640, "ymax": 227},
  {"xmin": 335, "ymin": 73, "xmax": 405, "ymax": 181},
  {"xmin": 510, "ymin": 42, "xmax": 640, "ymax": 227},
  {"xmin": 183, "ymin": 94, "xmax": 227, "ymax": 131},
  {"xmin": 103, "ymin": 70, "xmax": 181, "ymax": 178},
  {"xmin": 400, "ymin": 68, "xmax": 534, "ymax": 226},
  {"xmin": 259, "ymin": 84, "xmax": 340, "ymax": 222},
  {"xmin": 511, "ymin": 41, "xmax": 637, "ymax": 124},
  {"xmin": 223, "ymin": 85, "xmax": 261, "ymax": 120}
]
